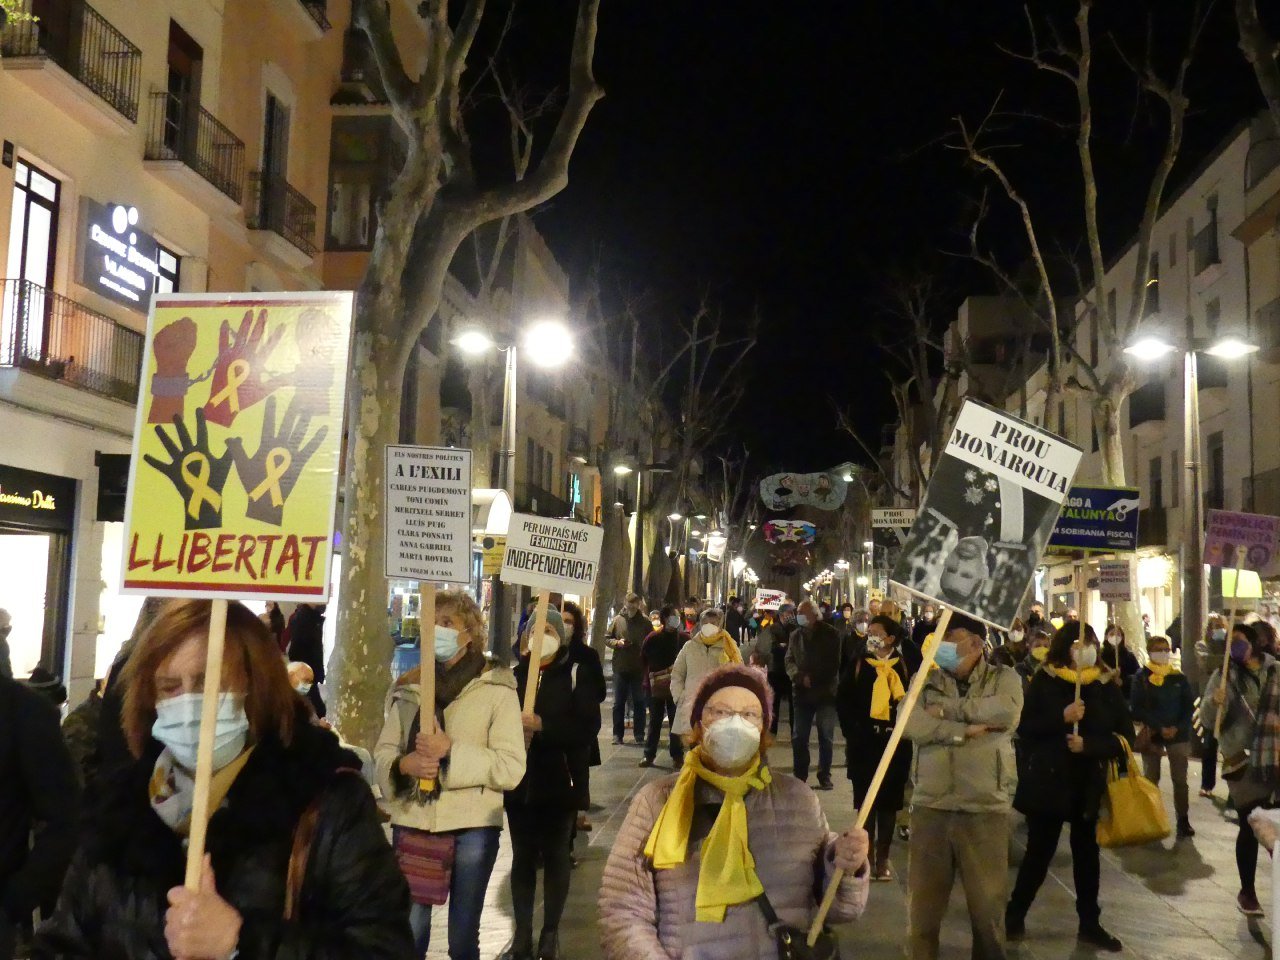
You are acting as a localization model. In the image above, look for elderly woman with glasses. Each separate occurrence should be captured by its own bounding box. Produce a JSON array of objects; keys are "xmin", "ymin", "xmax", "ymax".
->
[{"xmin": 599, "ymin": 664, "xmax": 870, "ymax": 960}]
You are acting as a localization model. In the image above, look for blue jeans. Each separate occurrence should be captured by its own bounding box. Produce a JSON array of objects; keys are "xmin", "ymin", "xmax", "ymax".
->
[
  {"xmin": 612, "ymin": 669, "xmax": 646, "ymax": 741},
  {"xmin": 792, "ymin": 701, "xmax": 837, "ymax": 783},
  {"xmin": 408, "ymin": 826, "xmax": 501, "ymax": 960}
]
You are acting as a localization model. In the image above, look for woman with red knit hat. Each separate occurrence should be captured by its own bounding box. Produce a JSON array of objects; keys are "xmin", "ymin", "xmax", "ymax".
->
[{"xmin": 599, "ymin": 663, "xmax": 870, "ymax": 959}]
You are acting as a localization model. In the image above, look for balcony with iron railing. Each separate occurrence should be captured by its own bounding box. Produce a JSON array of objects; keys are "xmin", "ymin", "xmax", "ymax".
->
[
  {"xmin": 1193, "ymin": 222, "xmax": 1221, "ymax": 277},
  {"xmin": 247, "ymin": 171, "xmax": 318, "ymax": 257},
  {"xmin": 1, "ymin": 0, "xmax": 141, "ymax": 130},
  {"xmin": 144, "ymin": 90, "xmax": 245, "ymax": 207},
  {"xmin": 0, "ymin": 278, "xmax": 143, "ymax": 403},
  {"xmin": 1128, "ymin": 380, "xmax": 1166, "ymax": 431}
]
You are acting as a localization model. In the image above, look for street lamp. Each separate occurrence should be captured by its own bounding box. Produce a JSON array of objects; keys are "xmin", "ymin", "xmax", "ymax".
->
[{"xmin": 1124, "ymin": 329, "xmax": 1259, "ymax": 684}]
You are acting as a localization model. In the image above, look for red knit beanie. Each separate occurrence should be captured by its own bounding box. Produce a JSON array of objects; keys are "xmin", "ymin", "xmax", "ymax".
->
[{"xmin": 688, "ymin": 663, "xmax": 774, "ymax": 730}]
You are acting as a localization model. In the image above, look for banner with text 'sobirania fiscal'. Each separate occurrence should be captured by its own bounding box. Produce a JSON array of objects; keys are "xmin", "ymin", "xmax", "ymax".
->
[{"xmin": 120, "ymin": 292, "xmax": 353, "ymax": 601}]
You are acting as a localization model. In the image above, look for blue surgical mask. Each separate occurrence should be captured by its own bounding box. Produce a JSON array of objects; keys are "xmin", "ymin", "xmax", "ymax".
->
[
  {"xmin": 1211, "ymin": 628, "xmax": 1227, "ymax": 642},
  {"xmin": 152, "ymin": 692, "xmax": 249, "ymax": 772},
  {"xmin": 434, "ymin": 625, "xmax": 462, "ymax": 662},
  {"xmin": 934, "ymin": 640, "xmax": 961, "ymax": 673},
  {"xmin": 796, "ymin": 614, "xmax": 810, "ymax": 628}
]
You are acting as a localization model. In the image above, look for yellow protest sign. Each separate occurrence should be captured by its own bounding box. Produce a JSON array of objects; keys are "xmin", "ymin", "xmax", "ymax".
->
[{"xmin": 121, "ymin": 292, "xmax": 353, "ymax": 600}]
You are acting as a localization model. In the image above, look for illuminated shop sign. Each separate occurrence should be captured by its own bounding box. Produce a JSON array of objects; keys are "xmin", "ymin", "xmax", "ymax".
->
[{"xmin": 79, "ymin": 199, "xmax": 161, "ymax": 313}]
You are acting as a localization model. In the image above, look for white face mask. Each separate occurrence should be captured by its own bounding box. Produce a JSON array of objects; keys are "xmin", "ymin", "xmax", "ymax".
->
[
  {"xmin": 536, "ymin": 633, "xmax": 561, "ymax": 660},
  {"xmin": 1074, "ymin": 645, "xmax": 1098, "ymax": 669},
  {"xmin": 700, "ymin": 623, "xmax": 720, "ymax": 639},
  {"xmin": 1105, "ymin": 633, "xmax": 1121, "ymax": 646},
  {"xmin": 854, "ymin": 622, "xmax": 868, "ymax": 636},
  {"xmin": 1149, "ymin": 651, "xmax": 1171, "ymax": 665},
  {"xmin": 152, "ymin": 692, "xmax": 249, "ymax": 772},
  {"xmin": 294, "ymin": 682, "xmax": 312, "ymax": 696},
  {"xmin": 703, "ymin": 715, "xmax": 761, "ymax": 769},
  {"xmin": 1009, "ymin": 630, "xmax": 1024, "ymax": 644}
]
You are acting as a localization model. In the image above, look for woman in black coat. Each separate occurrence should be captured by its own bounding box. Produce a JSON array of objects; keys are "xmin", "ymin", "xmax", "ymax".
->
[
  {"xmin": 836, "ymin": 614, "xmax": 912, "ymax": 881},
  {"xmin": 35, "ymin": 599, "xmax": 412, "ymax": 960},
  {"xmin": 1006, "ymin": 621, "xmax": 1134, "ymax": 953},
  {"xmin": 560, "ymin": 601, "xmax": 605, "ymax": 832},
  {"xmin": 1100, "ymin": 623, "xmax": 1140, "ymax": 699},
  {"xmin": 503, "ymin": 607, "xmax": 601, "ymax": 960}
]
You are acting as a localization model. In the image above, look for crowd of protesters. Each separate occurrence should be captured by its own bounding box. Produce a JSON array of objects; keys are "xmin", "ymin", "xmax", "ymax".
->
[{"xmin": 0, "ymin": 588, "xmax": 1275, "ymax": 960}]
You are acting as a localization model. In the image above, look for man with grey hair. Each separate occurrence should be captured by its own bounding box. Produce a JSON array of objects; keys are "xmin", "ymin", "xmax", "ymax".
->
[
  {"xmin": 0, "ymin": 611, "xmax": 11, "ymax": 680},
  {"xmin": 607, "ymin": 592, "xmax": 650, "ymax": 745},
  {"xmin": 786, "ymin": 599, "xmax": 843, "ymax": 789}
]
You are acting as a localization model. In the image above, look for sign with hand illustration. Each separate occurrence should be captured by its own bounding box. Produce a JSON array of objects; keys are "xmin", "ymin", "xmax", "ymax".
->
[{"xmin": 121, "ymin": 292, "xmax": 353, "ymax": 600}]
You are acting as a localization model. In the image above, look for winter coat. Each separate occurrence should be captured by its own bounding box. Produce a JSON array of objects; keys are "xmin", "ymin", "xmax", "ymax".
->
[
  {"xmin": 904, "ymin": 658, "xmax": 1023, "ymax": 814},
  {"xmin": 609, "ymin": 611, "xmax": 653, "ymax": 675},
  {"xmin": 598, "ymin": 772, "xmax": 869, "ymax": 960},
  {"xmin": 1200, "ymin": 656, "xmax": 1279, "ymax": 807},
  {"xmin": 35, "ymin": 713, "xmax": 413, "ymax": 960},
  {"xmin": 641, "ymin": 629, "xmax": 685, "ymax": 690},
  {"xmin": 1128, "ymin": 668, "xmax": 1196, "ymax": 745},
  {"xmin": 1100, "ymin": 641, "xmax": 1140, "ymax": 699},
  {"xmin": 724, "ymin": 609, "xmax": 749, "ymax": 646},
  {"xmin": 671, "ymin": 635, "xmax": 739, "ymax": 735},
  {"xmin": 744, "ymin": 622, "xmax": 789, "ymax": 677},
  {"xmin": 61, "ymin": 693, "xmax": 103, "ymax": 791},
  {"xmin": 286, "ymin": 606, "xmax": 327, "ymax": 719},
  {"xmin": 374, "ymin": 665, "xmax": 526, "ymax": 834},
  {"xmin": 509, "ymin": 648, "xmax": 603, "ymax": 810},
  {"xmin": 836, "ymin": 652, "xmax": 913, "ymax": 808},
  {"xmin": 568, "ymin": 640, "xmax": 607, "ymax": 777},
  {"xmin": 1, "ymin": 679, "xmax": 79, "ymax": 935},
  {"xmin": 785, "ymin": 623, "xmax": 843, "ymax": 705},
  {"xmin": 1013, "ymin": 669, "xmax": 1134, "ymax": 822}
]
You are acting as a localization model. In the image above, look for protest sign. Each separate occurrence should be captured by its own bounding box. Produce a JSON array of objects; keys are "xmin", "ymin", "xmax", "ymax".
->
[
  {"xmin": 759, "ymin": 470, "xmax": 848, "ymax": 511},
  {"xmin": 122, "ymin": 292, "xmax": 352, "ymax": 600},
  {"xmin": 873, "ymin": 508, "xmax": 918, "ymax": 528},
  {"xmin": 1204, "ymin": 509, "xmax": 1280, "ymax": 571},
  {"xmin": 502, "ymin": 513, "xmax": 604, "ymax": 713},
  {"xmin": 385, "ymin": 445, "xmax": 473, "ymax": 584},
  {"xmin": 1049, "ymin": 486, "xmax": 1140, "ymax": 553},
  {"xmin": 1097, "ymin": 560, "xmax": 1133, "ymax": 603},
  {"xmin": 764, "ymin": 519, "xmax": 816, "ymax": 544},
  {"xmin": 889, "ymin": 399, "xmax": 1082, "ymax": 631},
  {"xmin": 755, "ymin": 588, "xmax": 788, "ymax": 610}
]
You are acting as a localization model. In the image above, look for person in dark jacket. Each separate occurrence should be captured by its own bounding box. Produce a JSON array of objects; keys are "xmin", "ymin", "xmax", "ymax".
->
[
  {"xmin": 1129, "ymin": 634, "xmax": 1196, "ymax": 839},
  {"xmin": 1, "ymin": 677, "xmax": 79, "ymax": 960},
  {"xmin": 504, "ymin": 608, "xmax": 602, "ymax": 960},
  {"xmin": 286, "ymin": 603, "xmax": 328, "ymax": 719},
  {"xmin": 724, "ymin": 596, "xmax": 749, "ymax": 645},
  {"xmin": 561, "ymin": 602, "xmax": 606, "ymax": 835},
  {"xmin": 836, "ymin": 614, "xmax": 913, "ymax": 880},
  {"xmin": 261, "ymin": 601, "xmax": 287, "ymax": 653},
  {"xmin": 35, "ymin": 599, "xmax": 412, "ymax": 960},
  {"xmin": 639, "ymin": 605, "xmax": 686, "ymax": 769},
  {"xmin": 606, "ymin": 593, "xmax": 650, "ymax": 746},
  {"xmin": 749, "ymin": 604, "xmax": 795, "ymax": 734},
  {"xmin": 910, "ymin": 603, "xmax": 939, "ymax": 649},
  {"xmin": 96, "ymin": 599, "xmax": 170, "ymax": 788},
  {"xmin": 785, "ymin": 599, "xmax": 843, "ymax": 790},
  {"xmin": 1006, "ymin": 622, "xmax": 1134, "ymax": 953},
  {"xmin": 1100, "ymin": 623, "xmax": 1140, "ymax": 699}
]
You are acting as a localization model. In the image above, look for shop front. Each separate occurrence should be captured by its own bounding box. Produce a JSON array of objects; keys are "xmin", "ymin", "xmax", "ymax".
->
[{"xmin": 0, "ymin": 461, "xmax": 76, "ymax": 678}]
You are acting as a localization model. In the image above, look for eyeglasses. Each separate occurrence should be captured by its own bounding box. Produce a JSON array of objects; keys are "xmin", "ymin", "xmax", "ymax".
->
[{"xmin": 703, "ymin": 705, "xmax": 763, "ymax": 726}]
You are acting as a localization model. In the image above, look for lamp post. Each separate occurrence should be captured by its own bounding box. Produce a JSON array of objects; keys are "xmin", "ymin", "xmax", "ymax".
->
[
  {"xmin": 1124, "ymin": 332, "xmax": 1258, "ymax": 686},
  {"xmin": 454, "ymin": 319, "xmax": 572, "ymax": 649}
]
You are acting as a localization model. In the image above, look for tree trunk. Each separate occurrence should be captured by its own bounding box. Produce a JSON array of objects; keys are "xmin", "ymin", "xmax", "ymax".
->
[
  {"xmin": 1096, "ymin": 393, "xmax": 1126, "ymax": 486},
  {"xmin": 328, "ymin": 323, "xmax": 405, "ymax": 749},
  {"xmin": 1236, "ymin": 0, "xmax": 1280, "ymax": 135},
  {"xmin": 591, "ymin": 502, "xmax": 629, "ymax": 656}
]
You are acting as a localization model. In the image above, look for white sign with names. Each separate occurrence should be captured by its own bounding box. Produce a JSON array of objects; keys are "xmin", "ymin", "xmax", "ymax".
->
[{"xmin": 385, "ymin": 445, "xmax": 473, "ymax": 584}]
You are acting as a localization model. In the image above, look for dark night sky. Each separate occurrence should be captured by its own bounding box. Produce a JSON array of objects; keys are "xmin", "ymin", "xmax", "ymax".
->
[{"xmin": 514, "ymin": 1, "xmax": 1269, "ymax": 476}]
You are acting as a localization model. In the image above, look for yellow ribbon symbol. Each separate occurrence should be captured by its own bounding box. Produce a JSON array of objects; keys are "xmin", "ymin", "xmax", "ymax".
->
[
  {"xmin": 180, "ymin": 452, "xmax": 223, "ymax": 520},
  {"xmin": 248, "ymin": 447, "xmax": 293, "ymax": 507},
  {"xmin": 209, "ymin": 359, "xmax": 251, "ymax": 414}
]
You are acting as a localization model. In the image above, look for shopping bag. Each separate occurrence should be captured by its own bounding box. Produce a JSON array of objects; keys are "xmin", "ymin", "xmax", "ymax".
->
[{"xmin": 1096, "ymin": 734, "xmax": 1171, "ymax": 848}]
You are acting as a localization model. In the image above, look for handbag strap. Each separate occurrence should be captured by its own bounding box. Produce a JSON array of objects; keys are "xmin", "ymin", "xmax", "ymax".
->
[{"xmin": 755, "ymin": 890, "xmax": 782, "ymax": 928}]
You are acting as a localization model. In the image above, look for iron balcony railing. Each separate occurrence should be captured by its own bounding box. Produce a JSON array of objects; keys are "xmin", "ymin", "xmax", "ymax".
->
[
  {"xmin": 0, "ymin": 0, "xmax": 141, "ymax": 122},
  {"xmin": 145, "ymin": 90, "xmax": 245, "ymax": 204},
  {"xmin": 0, "ymin": 278, "xmax": 143, "ymax": 402},
  {"xmin": 247, "ymin": 171, "xmax": 318, "ymax": 256}
]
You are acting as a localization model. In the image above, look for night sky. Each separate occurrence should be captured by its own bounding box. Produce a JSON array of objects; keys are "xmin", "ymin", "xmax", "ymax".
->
[{"xmin": 518, "ymin": 1, "xmax": 1268, "ymax": 475}]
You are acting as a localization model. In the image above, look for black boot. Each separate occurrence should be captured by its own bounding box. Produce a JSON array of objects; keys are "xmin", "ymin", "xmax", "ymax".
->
[
  {"xmin": 1078, "ymin": 922, "xmax": 1123, "ymax": 952},
  {"xmin": 1004, "ymin": 905, "xmax": 1026, "ymax": 941},
  {"xmin": 498, "ymin": 928, "xmax": 535, "ymax": 960},
  {"xmin": 537, "ymin": 928, "xmax": 560, "ymax": 960},
  {"xmin": 1176, "ymin": 816, "xmax": 1195, "ymax": 839}
]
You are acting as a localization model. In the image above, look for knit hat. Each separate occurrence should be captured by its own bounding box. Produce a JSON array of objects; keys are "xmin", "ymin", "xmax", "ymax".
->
[
  {"xmin": 944, "ymin": 611, "xmax": 989, "ymax": 640},
  {"xmin": 539, "ymin": 606, "xmax": 567, "ymax": 644},
  {"xmin": 688, "ymin": 663, "xmax": 774, "ymax": 731}
]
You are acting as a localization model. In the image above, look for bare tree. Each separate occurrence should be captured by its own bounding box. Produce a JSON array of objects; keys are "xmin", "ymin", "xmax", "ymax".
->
[
  {"xmin": 329, "ymin": 0, "xmax": 605, "ymax": 747},
  {"xmin": 1235, "ymin": 0, "xmax": 1280, "ymax": 132}
]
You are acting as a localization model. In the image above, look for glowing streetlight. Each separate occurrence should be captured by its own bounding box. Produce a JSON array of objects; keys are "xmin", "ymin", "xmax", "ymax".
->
[
  {"xmin": 523, "ymin": 318, "xmax": 573, "ymax": 368},
  {"xmin": 1122, "ymin": 336, "xmax": 1177, "ymax": 361},
  {"xmin": 668, "ymin": 512, "xmax": 683, "ymax": 521},
  {"xmin": 613, "ymin": 464, "xmax": 634, "ymax": 476},
  {"xmin": 453, "ymin": 329, "xmax": 495, "ymax": 355},
  {"xmin": 1205, "ymin": 336, "xmax": 1260, "ymax": 360}
]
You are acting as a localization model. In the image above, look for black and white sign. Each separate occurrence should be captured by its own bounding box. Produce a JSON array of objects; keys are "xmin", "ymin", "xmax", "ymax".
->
[
  {"xmin": 890, "ymin": 400, "xmax": 1082, "ymax": 631},
  {"xmin": 385, "ymin": 445, "xmax": 473, "ymax": 584},
  {"xmin": 873, "ymin": 508, "xmax": 917, "ymax": 529},
  {"xmin": 501, "ymin": 512, "xmax": 603, "ymax": 595},
  {"xmin": 1097, "ymin": 560, "xmax": 1133, "ymax": 603},
  {"xmin": 79, "ymin": 199, "xmax": 163, "ymax": 313}
]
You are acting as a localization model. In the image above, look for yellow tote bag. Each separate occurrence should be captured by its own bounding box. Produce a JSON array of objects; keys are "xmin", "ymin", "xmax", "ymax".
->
[{"xmin": 1096, "ymin": 734, "xmax": 1171, "ymax": 848}]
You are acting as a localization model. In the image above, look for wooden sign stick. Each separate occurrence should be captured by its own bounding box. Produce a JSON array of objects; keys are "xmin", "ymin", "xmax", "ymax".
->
[
  {"xmin": 808, "ymin": 607, "xmax": 953, "ymax": 946},
  {"xmin": 185, "ymin": 598, "xmax": 229, "ymax": 890},
  {"xmin": 419, "ymin": 582, "xmax": 437, "ymax": 793},
  {"xmin": 1214, "ymin": 563, "xmax": 1244, "ymax": 740},
  {"xmin": 522, "ymin": 589, "xmax": 552, "ymax": 714}
]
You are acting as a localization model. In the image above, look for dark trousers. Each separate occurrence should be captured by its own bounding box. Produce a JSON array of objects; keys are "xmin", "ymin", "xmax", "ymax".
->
[
  {"xmin": 612, "ymin": 669, "xmax": 646, "ymax": 742},
  {"xmin": 1201, "ymin": 734, "xmax": 1218, "ymax": 791},
  {"xmin": 1008, "ymin": 814, "xmax": 1102, "ymax": 926},
  {"xmin": 768, "ymin": 674, "xmax": 793, "ymax": 734},
  {"xmin": 1237, "ymin": 799, "xmax": 1268, "ymax": 897},
  {"xmin": 792, "ymin": 701, "xmax": 836, "ymax": 783},
  {"xmin": 645, "ymin": 694, "xmax": 683, "ymax": 764},
  {"xmin": 507, "ymin": 806, "xmax": 577, "ymax": 945},
  {"xmin": 853, "ymin": 781, "xmax": 900, "ymax": 863}
]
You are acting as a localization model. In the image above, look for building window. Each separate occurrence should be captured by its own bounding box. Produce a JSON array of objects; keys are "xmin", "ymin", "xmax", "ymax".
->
[
  {"xmin": 1207, "ymin": 431, "xmax": 1225, "ymax": 511},
  {"xmin": 1149, "ymin": 455, "xmax": 1163, "ymax": 509},
  {"xmin": 325, "ymin": 115, "xmax": 404, "ymax": 251},
  {"xmin": 3, "ymin": 158, "xmax": 62, "ymax": 360},
  {"xmin": 155, "ymin": 244, "xmax": 181, "ymax": 294},
  {"xmin": 1205, "ymin": 297, "xmax": 1221, "ymax": 335},
  {"xmin": 165, "ymin": 20, "xmax": 204, "ymax": 155},
  {"xmin": 1144, "ymin": 253, "xmax": 1160, "ymax": 316}
]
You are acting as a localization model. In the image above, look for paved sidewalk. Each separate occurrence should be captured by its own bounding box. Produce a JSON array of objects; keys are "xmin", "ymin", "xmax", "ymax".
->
[{"xmin": 423, "ymin": 723, "xmax": 1271, "ymax": 959}]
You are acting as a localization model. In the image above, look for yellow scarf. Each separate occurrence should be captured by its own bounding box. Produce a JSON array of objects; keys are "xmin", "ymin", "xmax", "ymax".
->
[
  {"xmin": 868, "ymin": 656, "xmax": 905, "ymax": 721},
  {"xmin": 644, "ymin": 747, "xmax": 771, "ymax": 922},
  {"xmin": 698, "ymin": 630, "xmax": 743, "ymax": 665},
  {"xmin": 1047, "ymin": 664, "xmax": 1102, "ymax": 685},
  {"xmin": 1146, "ymin": 662, "xmax": 1179, "ymax": 687}
]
